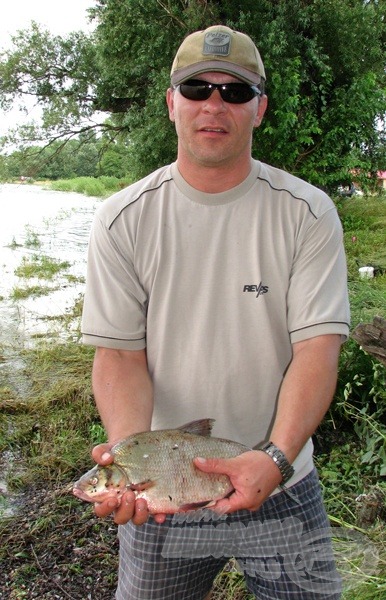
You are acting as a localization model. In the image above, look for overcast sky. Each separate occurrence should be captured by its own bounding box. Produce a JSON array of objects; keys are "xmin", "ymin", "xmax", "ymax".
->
[
  {"xmin": 0, "ymin": 0, "xmax": 94, "ymax": 48},
  {"xmin": 0, "ymin": 1, "xmax": 95, "ymax": 135}
]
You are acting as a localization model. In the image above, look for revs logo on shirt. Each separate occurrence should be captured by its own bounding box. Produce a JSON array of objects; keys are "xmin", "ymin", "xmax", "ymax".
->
[{"xmin": 243, "ymin": 283, "xmax": 269, "ymax": 298}]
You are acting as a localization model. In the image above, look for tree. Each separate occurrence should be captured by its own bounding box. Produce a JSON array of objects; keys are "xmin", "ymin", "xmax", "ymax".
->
[
  {"xmin": 98, "ymin": 141, "xmax": 131, "ymax": 177},
  {"xmin": 0, "ymin": 0, "xmax": 385, "ymax": 189}
]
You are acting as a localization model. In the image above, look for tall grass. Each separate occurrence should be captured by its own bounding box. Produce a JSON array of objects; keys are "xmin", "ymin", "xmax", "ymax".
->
[
  {"xmin": 315, "ymin": 193, "xmax": 386, "ymax": 600},
  {"xmin": 49, "ymin": 175, "xmax": 132, "ymax": 197}
]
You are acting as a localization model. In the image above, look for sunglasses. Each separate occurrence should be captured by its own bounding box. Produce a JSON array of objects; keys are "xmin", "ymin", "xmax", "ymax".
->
[{"xmin": 175, "ymin": 79, "xmax": 261, "ymax": 104}]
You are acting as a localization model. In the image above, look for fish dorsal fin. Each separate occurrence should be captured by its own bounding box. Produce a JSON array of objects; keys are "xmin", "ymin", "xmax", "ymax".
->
[{"xmin": 177, "ymin": 418, "xmax": 215, "ymax": 437}]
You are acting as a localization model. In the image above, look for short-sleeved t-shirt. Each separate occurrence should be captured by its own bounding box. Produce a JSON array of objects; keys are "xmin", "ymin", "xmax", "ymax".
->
[{"xmin": 82, "ymin": 160, "xmax": 350, "ymax": 486}]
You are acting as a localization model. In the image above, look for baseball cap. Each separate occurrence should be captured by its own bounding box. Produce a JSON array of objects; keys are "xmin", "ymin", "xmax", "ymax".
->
[{"xmin": 171, "ymin": 25, "xmax": 266, "ymax": 86}]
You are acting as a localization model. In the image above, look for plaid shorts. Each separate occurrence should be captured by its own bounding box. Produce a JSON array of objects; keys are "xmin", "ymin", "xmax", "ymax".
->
[{"xmin": 115, "ymin": 469, "xmax": 342, "ymax": 600}]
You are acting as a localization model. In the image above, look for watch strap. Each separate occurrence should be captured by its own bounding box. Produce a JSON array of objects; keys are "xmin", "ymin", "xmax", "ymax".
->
[{"xmin": 258, "ymin": 441, "xmax": 295, "ymax": 484}]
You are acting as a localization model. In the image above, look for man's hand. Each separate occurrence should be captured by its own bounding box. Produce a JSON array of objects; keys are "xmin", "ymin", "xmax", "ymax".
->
[
  {"xmin": 91, "ymin": 443, "xmax": 150, "ymax": 525},
  {"xmin": 194, "ymin": 450, "xmax": 283, "ymax": 514},
  {"xmin": 91, "ymin": 443, "xmax": 166, "ymax": 525}
]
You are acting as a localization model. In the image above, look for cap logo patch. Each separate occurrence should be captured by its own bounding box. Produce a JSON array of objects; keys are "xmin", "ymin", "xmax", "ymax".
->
[{"xmin": 203, "ymin": 31, "xmax": 231, "ymax": 56}]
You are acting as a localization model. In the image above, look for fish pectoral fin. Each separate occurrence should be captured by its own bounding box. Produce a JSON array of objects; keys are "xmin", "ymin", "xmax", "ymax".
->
[
  {"xmin": 129, "ymin": 479, "xmax": 155, "ymax": 492},
  {"xmin": 177, "ymin": 418, "xmax": 215, "ymax": 437},
  {"xmin": 179, "ymin": 499, "xmax": 216, "ymax": 511}
]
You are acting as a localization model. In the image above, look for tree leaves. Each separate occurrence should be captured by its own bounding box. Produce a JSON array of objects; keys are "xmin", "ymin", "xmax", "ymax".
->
[{"xmin": 0, "ymin": 0, "xmax": 384, "ymax": 188}]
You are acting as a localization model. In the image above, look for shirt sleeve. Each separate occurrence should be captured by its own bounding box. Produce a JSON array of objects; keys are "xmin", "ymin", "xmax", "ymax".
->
[
  {"xmin": 287, "ymin": 206, "xmax": 350, "ymax": 343},
  {"xmin": 81, "ymin": 211, "xmax": 147, "ymax": 350}
]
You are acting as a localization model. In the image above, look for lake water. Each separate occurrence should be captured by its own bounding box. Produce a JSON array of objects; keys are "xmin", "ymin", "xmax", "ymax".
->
[
  {"xmin": 0, "ymin": 183, "xmax": 100, "ymax": 514},
  {"xmin": 0, "ymin": 183, "xmax": 100, "ymax": 348}
]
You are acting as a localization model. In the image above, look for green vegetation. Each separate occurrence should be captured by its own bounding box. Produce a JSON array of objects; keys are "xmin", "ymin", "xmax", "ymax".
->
[
  {"xmin": 0, "ymin": 0, "xmax": 384, "ymax": 191},
  {"xmin": 49, "ymin": 174, "xmax": 131, "ymax": 197},
  {"xmin": 10, "ymin": 284, "xmax": 58, "ymax": 300},
  {"xmin": 24, "ymin": 227, "xmax": 41, "ymax": 249},
  {"xmin": 9, "ymin": 254, "xmax": 73, "ymax": 302},
  {"xmin": 14, "ymin": 255, "xmax": 71, "ymax": 280},
  {"xmin": 4, "ymin": 231, "xmax": 87, "ymax": 340},
  {"xmin": 0, "ymin": 343, "xmax": 96, "ymax": 484},
  {"xmin": 0, "ymin": 138, "xmax": 134, "ymax": 185}
]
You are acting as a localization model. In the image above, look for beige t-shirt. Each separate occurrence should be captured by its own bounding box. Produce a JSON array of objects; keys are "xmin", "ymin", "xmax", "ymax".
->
[{"xmin": 82, "ymin": 160, "xmax": 350, "ymax": 486}]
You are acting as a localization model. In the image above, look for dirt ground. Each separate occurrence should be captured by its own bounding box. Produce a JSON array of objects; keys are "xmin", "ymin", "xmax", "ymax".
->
[
  {"xmin": 1, "ymin": 485, "xmax": 245, "ymax": 600},
  {"xmin": 1, "ymin": 485, "xmax": 119, "ymax": 599}
]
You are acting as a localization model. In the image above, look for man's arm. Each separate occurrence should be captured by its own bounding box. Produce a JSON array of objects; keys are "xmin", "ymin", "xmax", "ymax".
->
[
  {"xmin": 269, "ymin": 334, "xmax": 342, "ymax": 463},
  {"xmin": 91, "ymin": 346, "xmax": 155, "ymax": 525},
  {"xmin": 195, "ymin": 334, "xmax": 342, "ymax": 513},
  {"xmin": 92, "ymin": 347, "xmax": 153, "ymax": 443}
]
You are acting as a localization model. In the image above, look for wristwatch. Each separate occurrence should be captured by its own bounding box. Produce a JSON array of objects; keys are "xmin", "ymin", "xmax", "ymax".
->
[{"xmin": 258, "ymin": 441, "xmax": 295, "ymax": 484}]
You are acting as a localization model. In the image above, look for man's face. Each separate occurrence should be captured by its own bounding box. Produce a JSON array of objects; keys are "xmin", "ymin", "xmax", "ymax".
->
[{"xmin": 167, "ymin": 72, "xmax": 267, "ymax": 171}]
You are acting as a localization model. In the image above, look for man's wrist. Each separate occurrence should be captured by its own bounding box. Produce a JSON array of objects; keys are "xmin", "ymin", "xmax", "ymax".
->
[{"xmin": 257, "ymin": 441, "xmax": 295, "ymax": 484}]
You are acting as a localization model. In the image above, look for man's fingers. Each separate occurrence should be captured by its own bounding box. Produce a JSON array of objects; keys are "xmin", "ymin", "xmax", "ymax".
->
[
  {"xmin": 94, "ymin": 495, "xmax": 121, "ymax": 518},
  {"xmin": 153, "ymin": 513, "xmax": 167, "ymax": 524},
  {"xmin": 94, "ymin": 492, "xmax": 152, "ymax": 526},
  {"xmin": 91, "ymin": 443, "xmax": 114, "ymax": 465},
  {"xmin": 130, "ymin": 498, "xmax": 150, "ymax": 526},
  {"xmin": 194, "ymin": 456, "xmax": 231, "ymax": 473}
]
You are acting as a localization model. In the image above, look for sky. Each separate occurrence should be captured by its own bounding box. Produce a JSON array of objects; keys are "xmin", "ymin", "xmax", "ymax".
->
[
  {"xmin": 0, "ymin": 0, "xmax": 95, "ymax": 135},
  {"xmin": 0, "ymin": 0, "xmax": 94, "ymax": 47}
]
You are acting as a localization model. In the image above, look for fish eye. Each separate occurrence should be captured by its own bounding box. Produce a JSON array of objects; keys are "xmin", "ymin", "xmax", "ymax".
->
[{"xmin": 90, "ymin": 476, "xmax": 99, "ymax": 486}]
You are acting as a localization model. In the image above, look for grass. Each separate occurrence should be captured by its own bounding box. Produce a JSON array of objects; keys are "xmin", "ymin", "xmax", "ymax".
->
[
  {"xmin": 14, "ymin": 254, "xmax": 71, "ymax": 280},
  {"xmin": 10, "ymin": 284, "xmax": 57, "ymax": 299},
  {"xmin": 48, "ymin": 175, "xmax": 132, "ymax": 197},
  {"xmin": 337, "ymin": 195, "xmax": 386, "ymax": 284},
  {"xmin": 9, "ymin": 249, "xmax": 84, "ymax": 303},
  {"xmin": 317, "ymin": 192, "xmax": 386, "ymax": 599},
  {"xmin": 10, "ymin": 254, "xmax": 71, "ymax": 301},
  {"xmin": 0, "ymin": 191, "xmax": 385, "ymax": 599},
  {"xmin": 0, "ymin": 343, "xmax": 96, "ymax": 483}
]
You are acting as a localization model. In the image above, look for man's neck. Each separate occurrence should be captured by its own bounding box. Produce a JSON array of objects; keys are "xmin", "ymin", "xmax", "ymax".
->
[{"xmin": 176, "ymin": 158, "xmax": 253, "ymax": 193}]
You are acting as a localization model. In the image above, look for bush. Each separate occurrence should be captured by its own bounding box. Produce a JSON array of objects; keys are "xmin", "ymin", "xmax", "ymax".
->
[
  {"xmin": 317, "ymin": 193, "xmax": 386, "ymax": 483},
  {"xmin": 49, "ymin": 176, "xmax": 131, "ymax": 197}
]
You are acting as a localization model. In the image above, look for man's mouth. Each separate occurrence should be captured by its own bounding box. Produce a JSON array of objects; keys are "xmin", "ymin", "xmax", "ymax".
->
[{"xmin": 200, "ymin": 127, "xmax": 226, "ymax": 133}]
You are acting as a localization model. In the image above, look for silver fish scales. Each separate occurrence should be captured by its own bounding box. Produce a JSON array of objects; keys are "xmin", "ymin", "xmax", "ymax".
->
[{"xmin": 73, "ymin": 419, "xmax": 250, "ymax": 513}]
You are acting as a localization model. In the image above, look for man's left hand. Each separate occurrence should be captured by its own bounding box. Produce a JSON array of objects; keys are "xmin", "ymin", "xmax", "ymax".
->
[{"xmin": 193, "ymin": 450, "xmax": 283, "ymax": 513}]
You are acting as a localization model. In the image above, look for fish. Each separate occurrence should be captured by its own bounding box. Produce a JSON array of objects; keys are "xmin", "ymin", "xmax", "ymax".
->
[{"xmin": 72, "ymin": 418, "xmax": 250, "ymax": 513}]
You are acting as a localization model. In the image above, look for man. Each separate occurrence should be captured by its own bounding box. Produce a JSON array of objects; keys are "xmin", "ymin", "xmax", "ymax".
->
[{"xmin": 81, "ymin": 25, "xmax": 350, "ymax": 600}]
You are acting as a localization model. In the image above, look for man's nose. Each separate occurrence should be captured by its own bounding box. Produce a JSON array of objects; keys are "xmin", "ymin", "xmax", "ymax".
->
[{"xmin": 202, "ymin": 89, "xmax": 227, "ymax": 112}]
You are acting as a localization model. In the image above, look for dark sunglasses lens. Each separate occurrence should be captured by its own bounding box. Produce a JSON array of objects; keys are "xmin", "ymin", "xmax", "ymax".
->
[
  {"xmin": 221, "ymin": 85, "xmax": 256, "ymax": 104},
  {"xmin": 179, "ymin": 83, "xmax": 211, "ymax": 101},
  {"xmin": 179, "ymin": 81, "xmax": 257, "ymax": 104}
]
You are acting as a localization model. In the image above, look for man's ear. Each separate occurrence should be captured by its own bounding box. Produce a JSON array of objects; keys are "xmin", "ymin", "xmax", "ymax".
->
[
  {"xmin": 254, "ymin": 94, "xmax": 268, "ymax": 128},
  {"xmin": 166, "ymin": 88, "xmax": 176, "ymax": 123}
]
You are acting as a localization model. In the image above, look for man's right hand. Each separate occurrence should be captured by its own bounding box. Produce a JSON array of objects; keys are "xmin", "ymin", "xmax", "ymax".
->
[{"xmin": 91, "ymin": 443, "xmax": 151, "ymax": 525}]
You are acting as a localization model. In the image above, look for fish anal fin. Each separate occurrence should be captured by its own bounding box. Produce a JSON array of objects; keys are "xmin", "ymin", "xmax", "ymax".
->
[
  {"xmin": 179, "ymin": 487, "xmax": 235, "ymax": 511},
  {"xmin": 179, "ymin": 499, "xmax": 216, "ymax": 511},
  {"xmin": 177, "ymin": 418, "xmax": 215, "ymax": 437},
  {"xmin": 129, "ymin": 479, "xmax": 155, "ymax": 492}
]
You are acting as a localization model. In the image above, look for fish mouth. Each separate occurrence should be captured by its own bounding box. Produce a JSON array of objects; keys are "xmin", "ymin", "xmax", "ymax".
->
[
  {"xmin": 72, "ymin": 485, "xmax": 125, "ymax": 505},
  {"xmin": 72, "ymin": 486, "xmax": 96, "ymax": 503}
]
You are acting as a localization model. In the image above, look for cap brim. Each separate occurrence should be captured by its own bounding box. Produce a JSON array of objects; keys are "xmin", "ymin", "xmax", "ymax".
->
[{"xmin": 171, "ymin": 60, "xmax": 263, "ymax": 86}]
